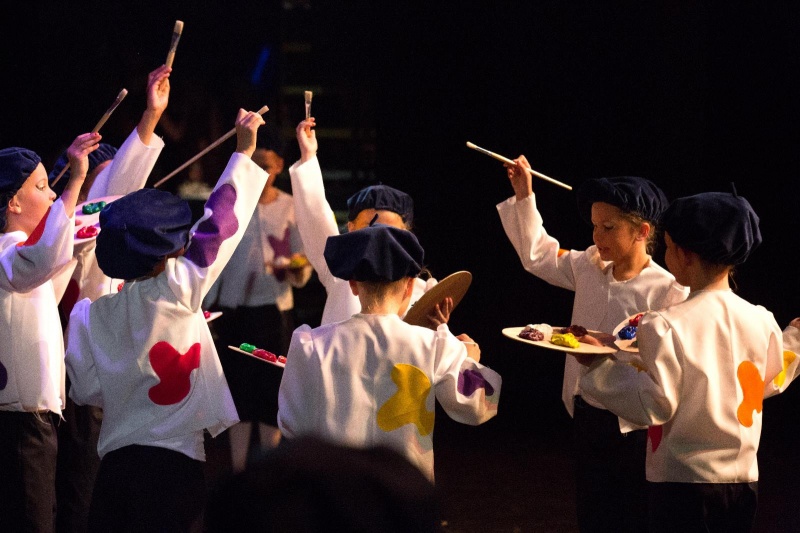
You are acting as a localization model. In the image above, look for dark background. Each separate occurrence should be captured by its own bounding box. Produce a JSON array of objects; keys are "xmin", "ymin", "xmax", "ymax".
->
[{"xmin": 2, "ymin": 2, "xmax": 798, "ymax": 531}]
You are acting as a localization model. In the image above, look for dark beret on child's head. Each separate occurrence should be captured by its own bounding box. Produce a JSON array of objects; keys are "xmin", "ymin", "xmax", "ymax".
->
[
  {"xmin": 96, "ymin": 189, "xmax": 193, "ymax": 280},
  {"xmin": 48, "ymin": 143, "xmax": 118, "ymax": 196},
  {"xmin": 661, "ymin": 189, "xmax": 761, "ymax": 266},
  {"xmin": 346, "ymin": 184, "xmax": 414, "ymax": 225},
  {"xmin": 0, "ymin": 147, "xmax": 41, "ymax": 193},
  {"xmin": 324, "ymin": 223, "xmax": 424, "ymax": 282},
  {"xmin": 577, "ymin": 176, "xmax": 668, "ymax": 224}
]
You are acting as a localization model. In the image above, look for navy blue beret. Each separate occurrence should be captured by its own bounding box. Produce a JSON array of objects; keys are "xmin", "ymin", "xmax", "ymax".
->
[
  {"xmin": 324, "ymin": 224, "xmax": 424, "ymax": 282},
  {"xmin": 577, "ymin": 176, "xmax": 668, "ymax": 224},
  {"xmin": 96, "ymin": 189, "xmax": 193, "ymax": 280},
  {"xmin": 661, "ymin": 190, "xmax": 761, "ymax": 266},
  {"xmin": 0, "ymin": 147, "xmax": 42, "ymax": 193},
  {"xmin": 346, "ymin": 184, "xmax": 414, "ymax": 224},
  {"xmin": 48, "ymin": 143, "xmax": 118, "ymax": 196}
]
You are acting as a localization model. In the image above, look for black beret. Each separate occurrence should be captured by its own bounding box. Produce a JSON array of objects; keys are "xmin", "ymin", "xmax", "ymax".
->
[
  {"xmin": 48, "ymin": 143, "xmax": 118, "ymax": 196},
  {"xmin": 96, "ymin": 189, "xmax": 193, "ymax": 280},
  {"xmin": 324, "ymin": 223, "xmax": 424, "ymax": 282},
  {"xmin": 346, "ymin": 184, "xmax": 414, "ymax": 224},
  {"xmin": 661, "ymin": 190, "xmax": 761, "ymax": 266},
  {"xmin": 0, "ymin": 147, "xmax": 42, "ymax": 193},
  {"xmin": 577, "ymin": 176, "xmax": 668, "ymax": 224}
]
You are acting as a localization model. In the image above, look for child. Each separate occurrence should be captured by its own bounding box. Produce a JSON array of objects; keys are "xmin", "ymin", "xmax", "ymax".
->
[
  {"xmin": 64, "ymin": 109, "xmax": 267, "ymax": 532},
  {"xmin": 579, "ymin": 188, "xmax": 799, "ymax": 532},
  {"xmin": 52, "ymin": 64, "xmax": 172, "ymax": 533},
  {"xmin": 0, "ymin": 133, "xmax": 100, "ymax": 532},
  {"xmin": 496, "ymin": 155, "xmax": 688, "ymax": 532},
  {"xmin": 205, "ymin": 142, "xmax": 313, "ymax": 472},
  {"xmin": 277, "ymin": 223, "xmax": 501, "ymax": 482},
  {"xmin": 289, "ymin": 117, "xmax": 451, "ymax": 327}
]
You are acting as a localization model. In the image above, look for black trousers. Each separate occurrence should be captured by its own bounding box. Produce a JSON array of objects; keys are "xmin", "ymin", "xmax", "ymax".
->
[
  {"xmin": 56, "ymin": 393, "xmax": 103, "ymax": 533},
  {"xmin": 648, "ymin": 481, "xmax": 758, "ymax": 533},
  {"xmin": 88, "ymin": 445, "xmax": 206, "ymax": 533},
  {"xmin": 573, "ymin": 395, "xmax": 648, "ymax": 533},
  {"xmin": 0, "ymin": 410, "xmax": 59, "ymax": 533}
]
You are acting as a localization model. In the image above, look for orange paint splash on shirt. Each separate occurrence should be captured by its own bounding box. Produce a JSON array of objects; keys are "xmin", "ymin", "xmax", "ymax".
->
[{"xmin": 737, "ymin": 361, "xmax": 764, "ymax": 428}]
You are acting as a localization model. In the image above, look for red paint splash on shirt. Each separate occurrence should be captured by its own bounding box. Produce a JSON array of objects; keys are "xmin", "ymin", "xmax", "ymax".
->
[{"xmin": 148, "ymin": 342, "xmax": 201, "ymax": 405}]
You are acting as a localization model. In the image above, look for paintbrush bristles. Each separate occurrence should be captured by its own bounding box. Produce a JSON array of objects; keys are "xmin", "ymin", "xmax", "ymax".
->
[
  {"xmin": 174, "ymin": 20, "xmax": 184, "ymax": 34},
  {"xmin": 304, "ymin": 91, "xmax": 313, "ymax": 104}
]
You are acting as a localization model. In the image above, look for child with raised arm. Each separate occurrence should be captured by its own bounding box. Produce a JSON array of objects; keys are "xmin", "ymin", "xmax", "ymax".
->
[
  {"xmin": 0, "ymin": 133, "xmax": 100, "ymax": 532},
  {"xmin": 278, "ymin": 223, "xmax": 501, "ymax": 482},
  {"xmin": 579, "ymin": 188, "xmax": 799, "ymax": 532},
  {"xmin": 497, "ymin": 155, "xmax": 688, "ymax": 532},
  {"xmin": 51, "ymin": 64, "xmax": 172, "ymax": 533},
  {"xmin": 64, "ymin": 109, "xmax": 268, "ymax": 532},
  {"xmin": 289, "ymin": 117, "xmax": 451, "ymax": 327}
]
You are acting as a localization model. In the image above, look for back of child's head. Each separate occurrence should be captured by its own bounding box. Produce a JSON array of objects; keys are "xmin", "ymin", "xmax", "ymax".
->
[
  {"xmin": 96, "ymin": 188, "xmax": 192, "ymax": 280},
  {"xmin": 0, "ymin": 147, "xmax": 42, "ymax": 231},
  {"xmin": 661, "ymin": 186, "xmax": 761, "ymax": 266},
  {"xmin": 346, "ymin": 184, "xmax": 414, "ymax": 228},
  {"xmin": 47, "ymin": 143, "xmax": 117, "ymax": 197},
  {"xmin": 577, "ymin": 176, "xmax": 668, "ymax": 225},
  {"xmin": 324, "ymin": 223, "xmax": 424, "ymax": 282}
]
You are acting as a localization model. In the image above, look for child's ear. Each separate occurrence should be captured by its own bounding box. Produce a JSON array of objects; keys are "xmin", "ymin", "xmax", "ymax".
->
[
  {"xmin": 405, "ymin": 278, "xmax": 415, "ymax": 298},
  {"xmin": 7, "ymin": 194, "xmax": 21, "ymax": 214},
  {"xmin": 638, "ymin": 221, "xmax": 651, "ymax": 241}
]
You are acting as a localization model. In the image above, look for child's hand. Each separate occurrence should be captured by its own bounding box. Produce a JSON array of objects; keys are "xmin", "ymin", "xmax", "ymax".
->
[
  {"xmin": 66, "ymin": 133, "xmax": 102, "ymax": 183},
  {"xmin": 146, "ymin": 65, "xmax": 172, "ymax": 115},
  {"xmin": 425, "ymin": 296, "xmax": 453, "ymax": 329},
  {"xmin": 504, "ymin": 155, "xmax": 533, "ymax": 201},
  {"xmin": 457, "ymin": 333, "xmax": 481, "ymax": 362},
  {"xmin": 235, "ymin": 108, "xmax": 265, "ymax": 157},
  {"xmin": 296, "ymin": 118, "xmax": 317, "ymax": 162}
]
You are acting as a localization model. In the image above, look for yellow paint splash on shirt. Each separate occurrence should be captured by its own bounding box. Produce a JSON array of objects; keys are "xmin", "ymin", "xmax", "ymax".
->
[
  {"xmin": 773, "ymin": 350, "xmax": 797, "ymax": 388},
  {"xmin": 377, "ymin": 364, "xmax": 434, "ymax": 436},
  {"xmin": 737, "ymin": 361, "xmax": 764, "ymax": 428}
]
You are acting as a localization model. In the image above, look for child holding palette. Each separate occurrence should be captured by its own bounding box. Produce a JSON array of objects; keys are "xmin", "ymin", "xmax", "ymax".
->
[
  {"xmin": 496, "ymin": 156, "xmax": 688, "ymax": 532},
  {"xmin": 579, "ymin": 188, "xmax": 799, "ymax": 532},
  {"xmin": 278, "ymin": 223, "xmax": 501, "ymax": 482},
  {"xmin": 0, "ymin": 134, "xmax": 100, "ymax": 532}
]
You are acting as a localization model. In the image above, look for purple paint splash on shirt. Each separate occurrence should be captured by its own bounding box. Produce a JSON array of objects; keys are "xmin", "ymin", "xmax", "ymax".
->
[
  {"xmin": 184, "ymin": 183, "xmax": 239, "ymax": 268},
  {"xmin": 268, "ymin": 227, "xmax": 291, "ymax": 281},
  {"xmin": 458, "ymin": 368, "xmax": 494, "ymax": 396}
]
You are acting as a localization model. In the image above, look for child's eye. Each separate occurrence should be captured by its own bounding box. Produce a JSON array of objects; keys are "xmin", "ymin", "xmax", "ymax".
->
[{"xmin": 36, "ymin": 184, "xmax": 46, "ymax": 191}]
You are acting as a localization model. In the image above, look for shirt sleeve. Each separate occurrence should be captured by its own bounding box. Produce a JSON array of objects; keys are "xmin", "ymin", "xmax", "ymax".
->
[
  {"xmin": 65, "ymin": 298, "xmax": 104, "ymax": 407},
  {"xmin": 496, "ymin": 193, "xmax": 579, "ymax": 291},
  {"xmin": 289, "ymin": 157, "xmax": 339, "ymax": 290},
  {"xmin": 0, "ymin": 200, "xmax": 74, "ymax": 293},
  {"xmin": 770, "ymin": 324, "xmax": 800, "ymax": 396},
  {"xmin": 166, "ymin": 153, "xmax": 268, "ymax": 311},
  {"xmin": 86, "ymin": 128, "xmax": 165, "ymax": 199},
  {"xmin": 580, "ymin": 312, "xmax": 681, "ymax": 427},
  {"xmin": 432, "ymin": 324, "xmax": 501, "ymax": 425},
  {"xmin": 277, "ymin": 325, "xmax": 321, "ymax": 437}
]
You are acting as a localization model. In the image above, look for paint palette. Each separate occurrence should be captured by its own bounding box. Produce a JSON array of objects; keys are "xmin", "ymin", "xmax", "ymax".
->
[
  {"xmin": 502, "ymin": 326, "xmax": 617, "ymax": 355},
  {"xmin": 73, "ymin": 195, "xmax": 122, "ymax": 244}
]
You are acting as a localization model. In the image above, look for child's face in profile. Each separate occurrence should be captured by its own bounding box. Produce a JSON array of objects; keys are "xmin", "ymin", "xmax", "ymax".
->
[
  {"xmin": 590, "ymin": 202, "xmax": 642, "ymax": 263},
  {"xmin": 9, "ymin": 163, "xmax": 56, "ymax": 234}
]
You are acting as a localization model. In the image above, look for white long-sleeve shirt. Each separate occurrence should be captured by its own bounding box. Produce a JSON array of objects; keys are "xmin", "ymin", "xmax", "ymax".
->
[
  {"xmin": 0, "ymin": 200, "xmax": 74, "ymax": 414},
  {"xmin": 581, "ymin": 290, "xmax": 797, "ymax": 483},
  {"xmin": 497, "ymin": 193, "xmax": 688, "ymax": 432},
  {"xmin": 278, "ymin": 314, "xmax": 501, "ymax": 481},
  {"xmin": 65, "ymin": 153, "xmax": 268, "ymax": 460}
]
